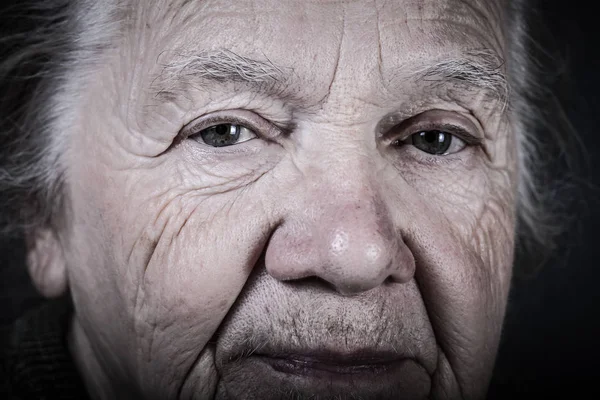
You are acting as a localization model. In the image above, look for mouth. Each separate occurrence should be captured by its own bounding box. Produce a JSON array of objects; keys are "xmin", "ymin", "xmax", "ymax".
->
[
  {"xmin": 217, "ymin": 348, "xmax": 431, "ymax": 399},
  {"xmin": 255, "ymin": 350, "xmax": 409, "ymax": 379}
]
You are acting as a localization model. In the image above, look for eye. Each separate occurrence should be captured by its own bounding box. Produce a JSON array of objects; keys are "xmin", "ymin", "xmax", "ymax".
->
[
  {"xmin": 399, "ymin": 130, "xmax": 467, "ymax": 155},
  {"xmin": 192, "ymin": 123, "xmax": 257, "ymax": 147}
]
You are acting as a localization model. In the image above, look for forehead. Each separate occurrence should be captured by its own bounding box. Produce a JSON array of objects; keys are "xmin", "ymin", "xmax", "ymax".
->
[
  {"xmin": 123, "ymin": 0, "xmax": 506, "ymax": 101},
  {"xmin": 136, "ymin": 0, "xmax": 504, "ymax": 43}
]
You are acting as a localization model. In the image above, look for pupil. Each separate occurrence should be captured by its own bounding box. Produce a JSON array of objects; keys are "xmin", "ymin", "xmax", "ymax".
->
[
  {"xmin": 424, "ymin": 131, "xmax": 438, "ymax": 143},
  {"xmin": 215, "ymin": 125, "xmax": 229, "ymax": 135}
]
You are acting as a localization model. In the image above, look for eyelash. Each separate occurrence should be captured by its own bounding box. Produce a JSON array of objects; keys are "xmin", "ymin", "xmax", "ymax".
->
[
  {"xmin": 186, "ymin": 115, "xmax": 261, "ymax": 139},
  {"xmin": 392, "ymin": 124, "xmax": 481, "ymax": 146},
  {"xmin": 181, "ymin": 111, "xmax": 482, "ymax": 162}
]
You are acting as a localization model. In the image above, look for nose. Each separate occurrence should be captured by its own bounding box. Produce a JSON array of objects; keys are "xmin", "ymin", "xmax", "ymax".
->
[{"xmin": 264, "ymin": 157, "xmax": 415, "ymax": 296}]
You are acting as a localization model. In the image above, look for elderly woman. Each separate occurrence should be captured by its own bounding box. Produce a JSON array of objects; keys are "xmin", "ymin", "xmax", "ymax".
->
[{"xmin": 0, "ymin": 0, "xmax": 563, "ymax": 399}]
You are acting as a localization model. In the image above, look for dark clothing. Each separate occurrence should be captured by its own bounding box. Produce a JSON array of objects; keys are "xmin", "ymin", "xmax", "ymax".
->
[{"xmin": 0, "ymin": 298, "xmax": 90, "ymax": 399}]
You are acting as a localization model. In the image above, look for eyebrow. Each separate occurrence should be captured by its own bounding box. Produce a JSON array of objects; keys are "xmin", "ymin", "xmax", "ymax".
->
[
  {"xmin": 152, "ymin": 48, "xmax": 510, "ymax": 110},
  {"xmin": 409, "ymin": 49, "xmax": 510, "ymax": 109},
  {"xmin": 152, "ymin": 49, "xmax": 288, "ymax": 102}
]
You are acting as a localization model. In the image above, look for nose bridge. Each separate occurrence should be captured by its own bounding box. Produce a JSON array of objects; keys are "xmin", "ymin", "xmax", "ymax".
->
[
  {"xmin": 300, "ymin": 143, "xmax": 386, "ymax": 233},
  {"xmin": 265, "ymin": 146, "xmax": 415, "ymax": 296},
  {"xmin": 312, "ymin": 145, "xmax": 378, "ymax": 201}
]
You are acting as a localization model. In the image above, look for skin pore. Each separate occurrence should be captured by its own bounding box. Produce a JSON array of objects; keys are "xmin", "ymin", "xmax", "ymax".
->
[{"xmin": 28, "ymin": 0, "xmax": 517, "ymax": 399}]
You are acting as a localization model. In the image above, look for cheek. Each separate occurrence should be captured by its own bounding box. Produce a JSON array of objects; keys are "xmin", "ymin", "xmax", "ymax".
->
[
  {"xmin": 392, "ymin": 158, "xmax": 516, "ymax": 395},
  {"xmin": 120, "ymin": 181, "xmax": 278, "ymax": 393},
  {"xmin": 400, "ymin": 150, "xmax": 515, "ymax": 257},
  {"xmin": 64, "ymin": 129, "xmax": 281, "ymax": 393},
  {"xmin": 411, "ymin": 155, "xmax": 515, "ymax": 295},
  {"xmin": 112, "ymin": 170, "xmax": 275, "ymax": 319}
]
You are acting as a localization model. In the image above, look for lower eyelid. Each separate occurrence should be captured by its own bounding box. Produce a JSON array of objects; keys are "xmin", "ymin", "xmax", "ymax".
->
[
  {"xmin": 408, "ymin": 148, "xmax": 468, "ymax": 165},
  {"xmin": 185, "ymin": 137, "xmax": 264, "ymax": 158}
]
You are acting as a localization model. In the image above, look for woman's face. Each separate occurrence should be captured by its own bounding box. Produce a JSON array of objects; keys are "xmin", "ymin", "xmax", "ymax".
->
[{"xmin": 40, "ymin": 0, "xmax": 517, "ymax": 398}]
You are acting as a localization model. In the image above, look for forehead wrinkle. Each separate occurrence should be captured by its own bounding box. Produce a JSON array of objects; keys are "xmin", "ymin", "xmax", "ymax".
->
[
  {"xmin": 136, "ymin": 0, "xmax": 509, "ymax": 119},
  {"xmin": 374, "ymin": 1, "xmax": 507, "ymax": 103},
  {"xmin": 449, "ymin": 0, "xmax": 506, "ymax": 51},
  {"xmin": 403, "ymin": 0, "xmax": 506, "ymax": 52},
  {"xmin": 122, "ymin": 0, "xmax": 205, "ymax": 30}
]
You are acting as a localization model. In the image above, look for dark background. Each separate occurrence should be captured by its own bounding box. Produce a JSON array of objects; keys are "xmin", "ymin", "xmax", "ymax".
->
[
  {"xmin": 487, "ymin": 2, "xmax": 600, "ymax": 398},
  {"xmin": 1, "ymin": 2, "xmax": 599, "ymax": 398}
]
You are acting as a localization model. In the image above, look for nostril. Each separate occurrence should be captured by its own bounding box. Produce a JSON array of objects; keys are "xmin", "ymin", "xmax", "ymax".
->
[
  {"xmin": 281, "ymin": 275, "xmax": 339, "ymax": 293},
  {"xmin": 335, "ymin": 280, "xmax": 382, "ymax": 297}
]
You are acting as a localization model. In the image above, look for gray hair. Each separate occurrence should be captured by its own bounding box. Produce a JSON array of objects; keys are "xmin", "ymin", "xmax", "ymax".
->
[
  {"xmin": 505, "ymin": 0, "xmax": 581, "ymax": 270},
  {"xmin": 0, "ymin": 0, "xmax": 121, "ymax": 235},
  {"xmin": 0, "ymin": 0, "xmax": 576, "ymax": 268}
]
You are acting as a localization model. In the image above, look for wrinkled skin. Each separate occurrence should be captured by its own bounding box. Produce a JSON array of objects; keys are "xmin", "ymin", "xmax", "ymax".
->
[{"xmin": 28, "ymin": 0, "xmax": 518, "ymax": 399}]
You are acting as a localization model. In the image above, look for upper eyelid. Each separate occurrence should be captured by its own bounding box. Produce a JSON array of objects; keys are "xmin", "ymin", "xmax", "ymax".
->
[
  {"xmin": 180, "ymin": 109, "xmax": 483, "ymax": 146},
  {"xmin": 179, "ymin": 110, "xmax": 289, "ymax": 143},
  {"xmin": 184, "ymin": 115, "xmax": 260, "ymax": 136},
  {"xmin": 417, "ymin": 124, "xmax": 481, "ymax": 145}
]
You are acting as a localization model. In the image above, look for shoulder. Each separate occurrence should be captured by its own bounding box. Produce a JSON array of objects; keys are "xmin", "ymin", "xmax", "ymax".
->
[
  {"xmin": 0, "ymin": 322, "xmax": 19, "ymax": 399},
  {"xmin": 0, "ymin": 298, "xmax": 90, "ymax": 400}
]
